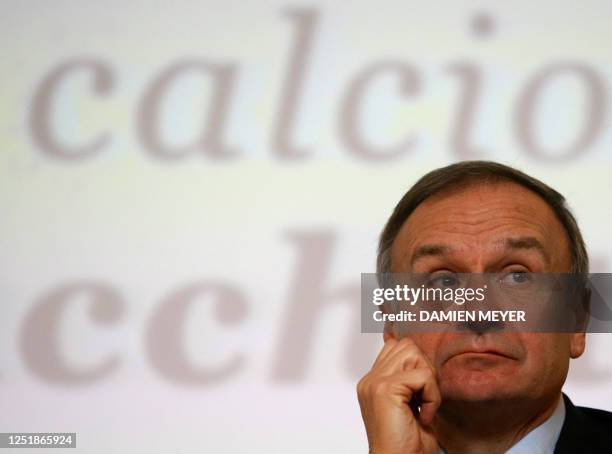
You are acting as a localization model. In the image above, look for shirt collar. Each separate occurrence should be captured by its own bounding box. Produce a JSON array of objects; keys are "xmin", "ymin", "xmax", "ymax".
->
[
  {"xmin": 506, "ymin": 394, "xmax": 565, "ymax": 454},
  {"xmin": 438, "ymin": 394, "xmax": 566, "ymax": 454}
]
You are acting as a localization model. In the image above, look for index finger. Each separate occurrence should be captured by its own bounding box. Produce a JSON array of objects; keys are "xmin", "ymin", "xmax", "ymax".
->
[{"xmin": 372, "ymin": 335, "xmax": 400, "ymax": 368}]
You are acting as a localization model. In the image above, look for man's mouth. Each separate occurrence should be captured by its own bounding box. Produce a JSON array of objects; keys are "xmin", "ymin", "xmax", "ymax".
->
[{"xmin": 444, "ymin": 348, "xmax": 518, "ymax": 365}]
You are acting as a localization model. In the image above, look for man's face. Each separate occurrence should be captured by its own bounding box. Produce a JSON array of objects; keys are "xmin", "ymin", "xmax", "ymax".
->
[{"xmin": 388, "ymin": 181, "xmax": 585, "ymax": 404}]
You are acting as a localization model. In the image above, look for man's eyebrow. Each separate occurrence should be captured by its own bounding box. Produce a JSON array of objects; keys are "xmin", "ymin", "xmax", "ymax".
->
[
  {"xmin": 502, "ymin": 236, "xmax": 550, "ymax": 263},
  {"xmin": 408, "ymin": 238, "xmax": 550, "ymax": 266},
  {"xmin": 410, "ymin": 244, "xmax": 449, "ymax": 265}
]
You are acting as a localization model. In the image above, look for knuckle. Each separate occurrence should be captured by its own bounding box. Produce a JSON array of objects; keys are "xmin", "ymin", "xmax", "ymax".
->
[{"xmin": 369, "ymin": 379, "xmax": 391, "ymax": 397}]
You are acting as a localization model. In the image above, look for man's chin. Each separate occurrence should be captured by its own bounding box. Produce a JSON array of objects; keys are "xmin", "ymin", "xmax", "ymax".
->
[
  {"xmin": 442, "ymin": 385, "xmax": 511, "ymax": 403},
  {"xmin": 439, "ymin": 371, "xmax": 520, "ymax": 403}
]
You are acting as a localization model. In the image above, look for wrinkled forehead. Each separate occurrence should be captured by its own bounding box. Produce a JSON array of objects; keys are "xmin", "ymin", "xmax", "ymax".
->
[{"xmin": 390, "ymin": 181, "xmax": 572, "ymax": 272}]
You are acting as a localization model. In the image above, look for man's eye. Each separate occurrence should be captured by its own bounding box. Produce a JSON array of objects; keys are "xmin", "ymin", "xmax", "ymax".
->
[
  {"xmin": 428, "ymin": 274, "xmax": 459, "ymax": 287},
  {"xmin": 500, "ymin": 271, "xmax": 532, "ymax": 286}
]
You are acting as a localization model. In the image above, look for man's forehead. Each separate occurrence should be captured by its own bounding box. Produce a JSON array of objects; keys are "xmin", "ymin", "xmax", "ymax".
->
[{"xmin": 389, "ymin": 181, "xmax": 570, "ymax": 269}]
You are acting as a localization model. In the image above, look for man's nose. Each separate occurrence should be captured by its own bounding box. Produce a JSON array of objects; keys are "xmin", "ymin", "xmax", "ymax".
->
[
  {"xmin": 456, "ymin": 273, "xmax": 505, "ymax": 333},
  {"xmin": 458, "ymin": 318, "xmax": 505, "ymax": 334}
]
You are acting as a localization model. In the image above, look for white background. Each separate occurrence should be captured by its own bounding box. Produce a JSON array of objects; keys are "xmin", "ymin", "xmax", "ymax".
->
[{"xmin": 2, "ymin": 1, "xmax": 612, "ymax": 452}]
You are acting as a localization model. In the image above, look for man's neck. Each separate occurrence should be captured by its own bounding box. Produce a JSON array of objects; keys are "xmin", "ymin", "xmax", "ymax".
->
[{"xmin": 433, "ymin": 393, "xmax": 562, "ymax": 454}]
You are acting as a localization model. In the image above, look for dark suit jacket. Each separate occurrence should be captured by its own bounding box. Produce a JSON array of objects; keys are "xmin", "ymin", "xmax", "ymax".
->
[{"xmin": 554, "ymin": 393, "xmax": 612, "ymax": 453}]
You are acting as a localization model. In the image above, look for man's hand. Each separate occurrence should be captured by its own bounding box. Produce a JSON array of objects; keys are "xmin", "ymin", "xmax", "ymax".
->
[{"xmin": 357, "ymin": 336, "xmax": 441, "ymax": 454}]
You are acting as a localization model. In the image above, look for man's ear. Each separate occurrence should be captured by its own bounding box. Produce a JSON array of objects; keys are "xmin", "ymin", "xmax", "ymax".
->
[
  {"xmin": 576, "ymin": 287, "xmax": 591, "ymax": 331},
  {"xmin": 569, "ymin": 332, "xmax": 586, "ymax": 359},
  {"xmin": 569, "ymin": 285, "xmax": 590, "ymax": 358}
]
